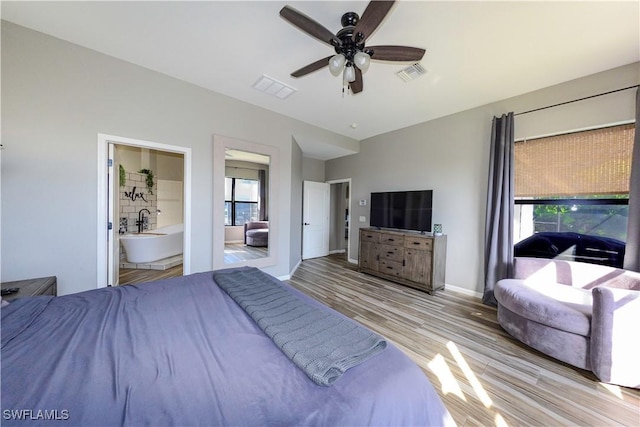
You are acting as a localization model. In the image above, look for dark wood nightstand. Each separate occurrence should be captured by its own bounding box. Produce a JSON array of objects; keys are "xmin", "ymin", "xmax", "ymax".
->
[{"xmin": 1, "ymin": 276, "xmax": 57, "ymax": 302}]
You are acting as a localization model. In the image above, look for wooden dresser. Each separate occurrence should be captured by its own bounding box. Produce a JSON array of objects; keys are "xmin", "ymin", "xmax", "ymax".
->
[
  {"xmin": 359, "ymin": 228, "xmax": 446, "ymax": 294},
  {"xmin": 1, "ymin": 276, "xmax": 57, "ymax": 302}
]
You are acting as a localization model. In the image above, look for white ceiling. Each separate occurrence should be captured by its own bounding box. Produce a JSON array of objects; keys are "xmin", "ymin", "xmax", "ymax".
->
[{"xmin": 2, "ymin": 1, "xmax": 639, "ymax": 160}]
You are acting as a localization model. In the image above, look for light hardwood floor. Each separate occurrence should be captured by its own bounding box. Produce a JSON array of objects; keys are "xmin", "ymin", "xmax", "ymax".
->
[
  {"xmin": 224, "ymin": 243, "xmax": 268, "ymax": 264},
  {"xmin": 286, "ymin": 254, "xmax": 640, "ymax": 427}
]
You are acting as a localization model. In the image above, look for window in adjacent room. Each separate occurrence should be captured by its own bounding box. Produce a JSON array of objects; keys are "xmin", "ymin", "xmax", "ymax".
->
[
  {"xmin": 514, "ymin": 123, "xmax": 635, "ymax": 268},
  {"xmin": 224, "ymin": 177, "xmax": 259, "ymax": 226}
]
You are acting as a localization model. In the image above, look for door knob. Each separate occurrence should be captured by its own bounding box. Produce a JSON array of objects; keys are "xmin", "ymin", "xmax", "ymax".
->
[{"xmin": 304, "ymin": 222, "xmax": 310, "ymax": 225}]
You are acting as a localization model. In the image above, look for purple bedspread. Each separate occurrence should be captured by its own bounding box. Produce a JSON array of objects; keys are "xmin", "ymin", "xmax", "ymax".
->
[{"xmin": 1, "ymin": 270, "xmax": 453, "ymax": 426}]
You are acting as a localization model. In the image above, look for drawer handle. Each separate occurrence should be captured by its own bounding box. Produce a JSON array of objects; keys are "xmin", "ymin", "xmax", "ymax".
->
[
  {"xmin": 387, "ymin": 251, "xmax": 394, "ymax": 254},
  {"xmin": 388, "ymin": 238, "xmax": 394, "ymax": 242},
  {"xmin": 386, "ymin": 266, "xmax": 393, "ymax": 270},
  {"xmin": 413, "ymin": 242, "xmax": 420, "ymax": 245}
]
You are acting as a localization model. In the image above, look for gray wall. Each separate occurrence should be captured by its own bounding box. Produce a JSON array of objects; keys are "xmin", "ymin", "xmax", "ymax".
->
[
  {"xmin": 289, "ymin": 139, "xmax": 303, "ymax": 273},
  {"xmin": 1, "ymin": 22, "xmax": 357, "ymax": 294},
  {"xmin": 326, "ymin": 62, "xmax": 639, "ymax": 295},
  {"xmin": 302, "ymin": 157, "xmax": 325, "ymax": 182}
]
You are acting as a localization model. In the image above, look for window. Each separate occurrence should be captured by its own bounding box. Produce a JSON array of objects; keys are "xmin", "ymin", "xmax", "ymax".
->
[
  {"xmin": 514, "ymin": 123, "xmax": 634, "ymax": 267},
  {"xmin": 225, "ymin": 177, "xmax": 259, "ymax": 226}
]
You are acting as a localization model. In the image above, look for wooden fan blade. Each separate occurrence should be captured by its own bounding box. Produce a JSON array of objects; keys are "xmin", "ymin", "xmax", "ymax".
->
[
  {"xmin": 368, "ymin": 45, "xmax": 426, "ymax": 61},
  {"xmin": 352, "ymin": 1, "xmax": 395, "ymax": 42},
  {"xmin": 280, "ymin": 6, "xmax": 340, "ymax": 47},
  {"xmin": 350, "ymin": 67, "xmax": 363, "ymax": 94},
  {"xmin": 291, "ymin": 56, "xmax": 332, "ymax": 78}
]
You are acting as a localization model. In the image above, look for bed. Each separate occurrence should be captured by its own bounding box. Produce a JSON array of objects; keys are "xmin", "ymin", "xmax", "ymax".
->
[{"xmin": 1, "ymin": 267, "xmax": 453, "ymax": 426}]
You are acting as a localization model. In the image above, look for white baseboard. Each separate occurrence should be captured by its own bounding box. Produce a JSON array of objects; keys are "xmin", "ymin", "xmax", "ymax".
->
[
  {"xmin": 329, "ymin": 249, "xmax": 346, "ymax": 254},
  {"xmin": 445, "ymin": 283, "xmax": 482, "ymax": 299},
  {"xmin": 348, "ymin": 258, "xmax": 358, "ymax": 264},
  {"xmin": 279, "ymin": 259, "xmax": 302, "ymax": 281}
]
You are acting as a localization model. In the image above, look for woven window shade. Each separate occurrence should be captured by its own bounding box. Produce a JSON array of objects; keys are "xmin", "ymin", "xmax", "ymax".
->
[{"xmin": 515, "ymin": 124, "xmax": 635, "ymax": 198}]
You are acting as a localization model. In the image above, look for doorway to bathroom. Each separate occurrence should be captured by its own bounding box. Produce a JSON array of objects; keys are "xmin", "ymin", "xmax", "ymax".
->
[
  {"xmin": 115, "ymin": 145, "xmax": 185, "ymax": 285},
  {"xmin": 97, "ymin": 134, "xmax": 191, "ymax": 288},
  {"xmin": 328, "ymin": 179, "xmax": 351, "ymax": 262}
]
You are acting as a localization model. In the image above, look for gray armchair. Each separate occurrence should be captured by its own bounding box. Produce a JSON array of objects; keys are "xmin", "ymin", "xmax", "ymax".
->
[
  {"xmin": 495, "ymin": 257, "xmax": 640, "ymax": 389},
  {"xmin": 244, "ymin": 221, "xmax": 269, "ymax": 247}
]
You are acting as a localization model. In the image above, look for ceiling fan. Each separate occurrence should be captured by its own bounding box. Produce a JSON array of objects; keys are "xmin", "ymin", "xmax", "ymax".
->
[{"xmin": 279, "ymin": 1, "xmax": 425, "ymax": 94}]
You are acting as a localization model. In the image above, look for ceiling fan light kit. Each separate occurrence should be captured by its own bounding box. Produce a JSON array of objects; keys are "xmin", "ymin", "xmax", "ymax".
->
[
  {"xmin": 280, "ymin": 1, "xmax": 425, "ymax": 95},
  {"xmin": 353, "ymin": 52, "xmax": 371, "ymax": 73},
  {"xmin": 344, "ymin": 64, "xmax": 356, "ymax": 83},
  {"xmin": 329, "ymin": 51, "xmax": 370, "ymax": 83},
  {"xmin": 328, "ymin": 54, "xmax": 346, "ymax": 76}
]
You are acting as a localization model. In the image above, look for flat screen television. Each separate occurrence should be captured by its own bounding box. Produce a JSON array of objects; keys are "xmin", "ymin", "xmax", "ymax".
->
[{"xmin": 370, "ymin": 190, "xmax": 433, "ymax": 232}]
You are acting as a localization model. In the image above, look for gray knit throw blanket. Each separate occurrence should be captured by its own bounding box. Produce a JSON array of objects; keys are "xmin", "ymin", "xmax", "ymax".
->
[{"xmin": 212, "ymin": 267, "xmax": 387, "ymax": 386}]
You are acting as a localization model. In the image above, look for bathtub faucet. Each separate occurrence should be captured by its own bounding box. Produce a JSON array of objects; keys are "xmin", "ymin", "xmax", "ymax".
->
[{"xmin": 136, "ymin": 209, "xmax": 151, "ymax": 233}]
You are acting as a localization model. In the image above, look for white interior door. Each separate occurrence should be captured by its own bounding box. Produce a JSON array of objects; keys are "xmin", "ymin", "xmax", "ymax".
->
[
  {"xmin": 107, "ymin": 143, "xmax": 118, "ymax": 286},
  {"xmin": 302, "ymin": 181, "xmax": 330, "ymax": 260}
]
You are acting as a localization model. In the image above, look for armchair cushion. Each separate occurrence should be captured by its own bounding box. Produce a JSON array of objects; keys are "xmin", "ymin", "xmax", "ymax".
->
[{"xmin": 495, "ymin": 279, "xmax": 592, "ymax": 336}]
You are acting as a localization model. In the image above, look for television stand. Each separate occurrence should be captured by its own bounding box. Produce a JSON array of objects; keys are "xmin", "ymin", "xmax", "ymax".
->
[{"xmin": 358, "ymin": 228, "xmax": 446, "ymax": 295}]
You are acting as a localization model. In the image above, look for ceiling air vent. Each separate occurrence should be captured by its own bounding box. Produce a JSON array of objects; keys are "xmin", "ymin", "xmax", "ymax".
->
[
  {"xmin": 252, "ymin": 74, "xmax": 297, "ymax": 99},
  {"xmin": 396, "ymin": 63, "xmax": 427, "ymax": 82}
]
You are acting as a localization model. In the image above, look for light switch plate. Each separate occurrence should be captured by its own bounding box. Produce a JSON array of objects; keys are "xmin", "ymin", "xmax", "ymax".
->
[{"xmin": 359, "ymin": 216, "xmax": 366, "ymax": 222}]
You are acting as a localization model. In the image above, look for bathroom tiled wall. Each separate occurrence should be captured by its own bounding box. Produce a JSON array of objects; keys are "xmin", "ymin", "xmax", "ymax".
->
[{"xmin": 119, "ymin": 171, "xmax": 157, "ymax": 233}]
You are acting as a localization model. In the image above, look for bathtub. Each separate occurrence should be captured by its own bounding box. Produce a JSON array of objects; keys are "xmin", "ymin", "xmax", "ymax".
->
[{"xmin": 120, "ymin": 223, "xmax": 183, "ymax": 264}]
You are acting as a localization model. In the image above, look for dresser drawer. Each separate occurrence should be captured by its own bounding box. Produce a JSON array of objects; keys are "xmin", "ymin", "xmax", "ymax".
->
[
  {"xmin": 380, "ymin": 234, "xmax": 404, "ymax": 246},
  {"xmin": 404, "ymin": 236, "xmax": 433, "ymax": 250},
  {"xmin": 379, "ymin": 259, "xmax": 404, "ymax": 277},
  {"xmin": 360, "ymin": 230, "xmax": 380, "ymax": 243},
  {"xmin": 379, "ymin": 244, "xmax": 404, "ymax": 262},
  {"xmin": 358, "ymin": 229, "xmax": 446, "ymax": 295}
]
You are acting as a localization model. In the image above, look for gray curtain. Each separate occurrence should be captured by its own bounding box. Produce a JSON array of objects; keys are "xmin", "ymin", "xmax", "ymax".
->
[
  {"xmin": 483, "ymin": 113, "xmax": 515, "ymax": 305},
  {"xmin": 258, "ymin": 169, "xmax": 267, "ymax": 221},
  {"xmin": 624, "ymin": 89, "xmax": 640, "ymax": 271}
]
